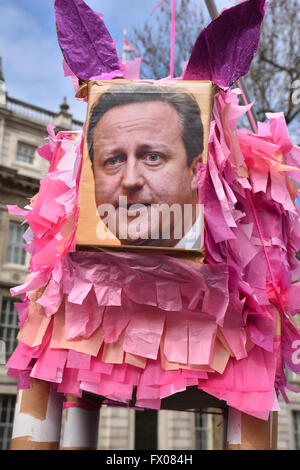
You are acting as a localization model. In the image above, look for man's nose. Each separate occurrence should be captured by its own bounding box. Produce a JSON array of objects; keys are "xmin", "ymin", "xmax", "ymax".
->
[{"xmin": 121, "ymin": 158, "xmax": 144, "ymax": 191}]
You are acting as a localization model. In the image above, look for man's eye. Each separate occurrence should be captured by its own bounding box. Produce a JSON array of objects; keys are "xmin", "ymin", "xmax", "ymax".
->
[
  {"xmin": 104, "ymin": 156, "xmax": 125, "ymax": 167},
  {"xmin": 144, "ymin": 153, "xmax": 162, "ymax": 164}
]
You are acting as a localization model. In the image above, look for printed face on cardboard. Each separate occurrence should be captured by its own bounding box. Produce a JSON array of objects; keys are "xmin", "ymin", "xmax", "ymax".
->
[{"xmin": 77, "ymin": 80, "xmax": 213, "ymax": 251}]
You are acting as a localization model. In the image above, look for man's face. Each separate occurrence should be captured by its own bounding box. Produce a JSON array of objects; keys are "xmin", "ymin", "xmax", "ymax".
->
[{"xmin": 92, "ymin": 100, "xmax": 200, "ymax": 246}]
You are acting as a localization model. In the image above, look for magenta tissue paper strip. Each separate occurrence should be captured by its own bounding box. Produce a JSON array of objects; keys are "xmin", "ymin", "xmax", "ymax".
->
[
  {"xmin": 184, "ymin": 0, "xmax": 266, "ymax": 88},
  {"xmin": 54, "ymin": 0, "xmax": 120, "ymax": 80}
]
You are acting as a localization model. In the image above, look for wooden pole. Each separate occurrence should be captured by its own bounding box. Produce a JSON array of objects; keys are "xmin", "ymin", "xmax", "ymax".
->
[
  {"xmin": 62, "ymin": 395, "xmax": 100, "ymax": 450},
  {"xmin": 226, "ymin": 408, "xmax": 278, "ymax": 450},
  {"xmin": 10, "ymin": 379, "xmax": 63, "ymax": 450},
  {"xmin": 204, "ymin": 0, "xmax": 219, "ymax": 20}
]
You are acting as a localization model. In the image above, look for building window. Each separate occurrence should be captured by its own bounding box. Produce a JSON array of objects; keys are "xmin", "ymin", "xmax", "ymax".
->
[
  {"xmin": 293, "ymin": 411, "xmax": 300, "ymax": 450},
  {"xmin": 0, "ymin": 298, "xmax": 19, "ymax": 361},
  {"xmin": 0, "ymin": 395, "xmax": 16, "ymax": 450},
  {"xmin": 195, "ymin": 412, "xmax": 208, "ymax": 450},
  {"xmin": 16, "ymin": 141, "xmax": 36, "ymax": 164},
  {"xmin": 6, "ymin": 221, "xmax": 27, "ymax": 265}
]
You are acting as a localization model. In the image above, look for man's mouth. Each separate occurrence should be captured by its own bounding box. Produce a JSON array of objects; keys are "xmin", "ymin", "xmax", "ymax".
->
[
  {"xmin": 117, "ymin": 203, "xmax": 152, "ymax": 218},
  {"xmin": 117, "ymin": 203, "xmax": 152, "ymax": 210}
]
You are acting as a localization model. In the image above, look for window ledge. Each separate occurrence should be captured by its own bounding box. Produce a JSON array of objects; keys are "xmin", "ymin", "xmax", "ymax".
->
[
  {"xmin": 11, "ymin": 161, "xmax": 40, "ymax": 173},
  {"xmin": 2, "ymin": 263, "xmax": 29, "ymax": 272}
]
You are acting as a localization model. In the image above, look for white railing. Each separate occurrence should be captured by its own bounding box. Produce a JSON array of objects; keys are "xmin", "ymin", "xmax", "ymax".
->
[
  {"xmin": 7, "ymin": 97, "xmax": 56, "ymax": 124},
  {"xmin": 6, "ymin": 97, "xmax": 83, "ymax": 131}
]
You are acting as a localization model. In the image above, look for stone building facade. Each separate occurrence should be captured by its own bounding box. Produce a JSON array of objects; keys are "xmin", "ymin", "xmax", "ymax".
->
[
  {"xmin": 0, "ymin": 62, "xmax": 83, "ymax": 449},
  {"xmin": 0, "ymin": 61, "xmax": 299, "ymax": 450}
]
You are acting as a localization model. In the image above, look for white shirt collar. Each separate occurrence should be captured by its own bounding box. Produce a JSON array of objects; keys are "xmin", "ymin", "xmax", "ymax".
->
[{"xmin": 175, "ymin": 214, "xmax": 202, "ymax": 250}]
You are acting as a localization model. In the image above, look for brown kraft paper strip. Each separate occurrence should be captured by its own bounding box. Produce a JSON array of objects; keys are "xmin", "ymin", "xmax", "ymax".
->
[
  {"xmin": 20, "ymin": 379, "xmax": 50, "ymax": 421},
  {"xmin": 10, "ymin": 436, "xmax": 59, "ymax": 450}
]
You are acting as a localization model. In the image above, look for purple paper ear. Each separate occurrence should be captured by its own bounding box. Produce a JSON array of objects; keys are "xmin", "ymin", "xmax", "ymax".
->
[
  {"xmin": 183, "ymin": 0, "xmax": 267, "ymax": 88},
  {"xmin": 54, "ymin": 0, "xmax": 121, "ymax": 81}
]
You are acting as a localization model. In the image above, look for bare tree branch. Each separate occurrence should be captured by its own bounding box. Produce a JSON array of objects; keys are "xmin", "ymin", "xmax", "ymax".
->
[{"xmin": 260, "ymin": 54, "xmax": 298, "ymax": 77}]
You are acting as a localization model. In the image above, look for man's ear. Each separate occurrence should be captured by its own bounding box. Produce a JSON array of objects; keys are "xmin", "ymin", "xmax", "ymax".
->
[
  {"xmin": 54, "ymin": 0, "xmax": 120, "ymax": 81},
  {"xmin": 190, "ymin": 156, "xmax": 201, "ymax": 192}
]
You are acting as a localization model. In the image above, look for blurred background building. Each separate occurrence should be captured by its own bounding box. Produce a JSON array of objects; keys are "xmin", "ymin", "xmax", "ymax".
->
[{"xmin": 0, "ymin": 60, "xmax": 299, "ymax": 451}]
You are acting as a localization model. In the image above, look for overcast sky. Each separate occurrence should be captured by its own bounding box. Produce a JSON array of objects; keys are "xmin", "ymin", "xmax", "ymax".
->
[{"xmin": 0, "ymin": 0, "xmax": 235, "ymax": 122}]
